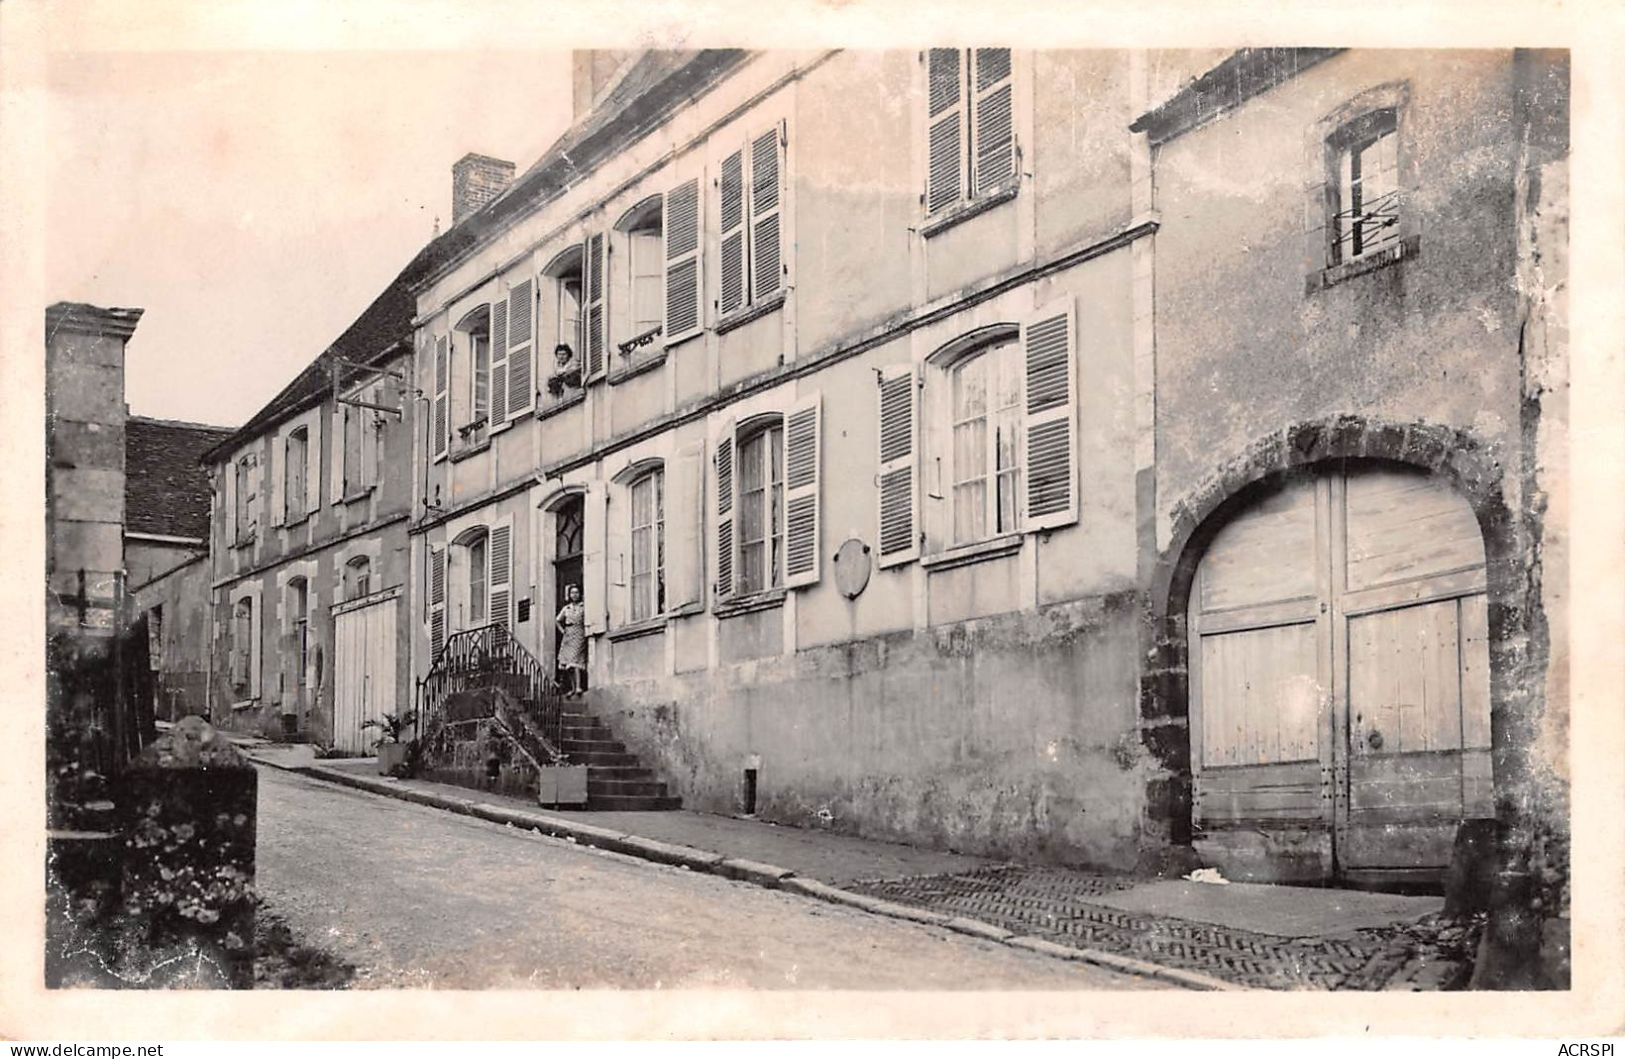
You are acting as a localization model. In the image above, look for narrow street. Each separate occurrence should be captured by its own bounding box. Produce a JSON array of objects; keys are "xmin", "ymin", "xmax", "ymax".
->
[{"xmin": 254, "ymin": 766, "xmax": 1155, "ymax": 990}]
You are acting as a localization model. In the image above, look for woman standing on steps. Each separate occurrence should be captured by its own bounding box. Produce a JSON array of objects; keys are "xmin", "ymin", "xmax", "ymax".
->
[{"xmin": 555, "ymin": 582, "xmax": 587, "ymax": 696}]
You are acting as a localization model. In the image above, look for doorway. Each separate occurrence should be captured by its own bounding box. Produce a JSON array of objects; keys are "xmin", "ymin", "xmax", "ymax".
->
[
  {"xmin": 1187, "ymin": 461, "xmax": 1491, "ymax": 885},
  {"xmin": 551, "ymin": 494, "xmax": 586, "ymax": 693}
]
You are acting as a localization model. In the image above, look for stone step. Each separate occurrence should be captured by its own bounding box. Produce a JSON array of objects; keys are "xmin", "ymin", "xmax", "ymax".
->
[
  {"xmin": 560, "ymin": 739, "xmax": 627, "ymax": 756},
  {"xmin": 587, "ymin": 765, "xmax": 653, "ymax": 780},
  {"xmin": 559, "ymin": 725, "xmax": 614, "ymax": 741},
  {"xmin": 586, "ymin": 778, "xmax": 668, "ymax": 798},
  {"xmin": 586, "ymin": 793, "xmax": 684, "ymax": 811},
  {"xmin": 574, "ymin": 750, "xmax": 640, "ymax": 767}
]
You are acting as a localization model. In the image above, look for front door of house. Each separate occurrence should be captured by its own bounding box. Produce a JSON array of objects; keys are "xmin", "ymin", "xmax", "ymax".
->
[
  {"xmin": 552, "ymin": 495, "xmax": 585, "ymax": 691},
  {"xmin": 1188, "ymin": 462, "xmax": 1492, "ymax": 884},
  {"xmin": 332, "ymin": 588, "xmax": 400, "ymax": 754}
]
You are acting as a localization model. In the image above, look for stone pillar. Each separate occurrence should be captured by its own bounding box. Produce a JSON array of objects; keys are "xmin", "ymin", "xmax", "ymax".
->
[{"xmin": 119, "ymin": 717, "xmax": 257, "ymax": 988}]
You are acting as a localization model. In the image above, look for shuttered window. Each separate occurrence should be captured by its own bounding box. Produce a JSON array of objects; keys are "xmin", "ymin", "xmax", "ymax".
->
[
  {"xmin": 951, "ymin": 340, "xmax": 1023, "ymax": 544},
  {"xmin": 629, "ymin": 470, "xmax": 665, "ymax": 622},
  {"xmin": 876, "ymin": 365, "xmax": 920, "ymax": 567},
  {"xmin": 506, "ymin": 279, "xmax": 535, "ymax": 420},
  {"xmin": 737, "ymin": 421, "xmax": 783, "ymax": 596},
  {"xmin": 1021, "ymin": 298, "xmax": 1078, "ymax": 530},
  {"xmin": 664, "ymin": 178, "xmax": 701, "ymax": 340},
  {"xmin": 490, "ymin": 297, "xmax": 509, "ymax": 428},
  {"xmin": 467, "ymin": 532, "xmax": 488, "ymax": 628},
  {"xmin": 470, "ymin": 318, "xmax": 491, "ymax": 424},
  {"xmin": 718, "ymin": 122, "xmax": 787, "ymax": 319},
  {"xmin": 713, "ymin": 394, "xmax": 822, "ymax": 600},
  {"xmin": 489, "ymin": 519, "xmax": 513, "ymax": 629},
  {"xmin": 924, "ymin": 48, "xmax": 1016, "ymax": 217},
  {"xmin": 584, "ymin": 233, "xmax": 607, "ymax": 379},
  {"xmin": 432, "ymin": 334, "xmax": 449, "ymax": 459},
  {"xmin": 285, "ymin": 427, "xmax": 308, "ymax": 522},
  {"xmin": 428, "ymin": 546, "xmax": 446, "ymax": 659}
]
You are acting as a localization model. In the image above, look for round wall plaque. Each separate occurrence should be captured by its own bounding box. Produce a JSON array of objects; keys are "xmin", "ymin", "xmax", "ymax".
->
[{"xmin": 832, "ymin": 537, "xmax": 872, "ymax": 599}]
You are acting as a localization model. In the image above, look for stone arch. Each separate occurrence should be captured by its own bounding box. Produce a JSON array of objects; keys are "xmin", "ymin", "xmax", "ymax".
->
[{"xmin": 1138, "ymin": 415, "xmax": 1519, "ymax": 856}]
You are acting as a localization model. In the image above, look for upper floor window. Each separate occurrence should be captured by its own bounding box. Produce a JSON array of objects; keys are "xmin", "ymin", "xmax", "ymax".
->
[
  {"xmin": 542, "ymin": 245, "xmax": 589, "ymax": 404},
  {"xmin": 925, "ymin": 48, "xmax": 1015, "ymax": 219},
  {"xmin": 1329, "ymin": 108, "xmax": 1400, "ymax": 266},
  {"xmin": 233, "ymin": 454, "xmax": 258, "ymax": 543},
  {"xmin": 343, "ymin": 401, "xmax": 365, "ymax": 494},
  {"xmin": 718, "ymin": 124, "xmax": 786, "ymax": 319},
  {"xmin": 284, "ymin": 427, "xmax": 309, "ymax": 522},
  {"xmin": 617, "ymin": 197, "xmax": 664, "ymax": 345},
  {"xmin": 458, "ymin": 305, "xmax": 492, "ymax": 430},
  {"xmin": 628, "ymin": 469, "xmax": 665, "ymax": 622},
  {"xmin": 344, "ymin": 555, "xmax": 372, "ymax": 600}
]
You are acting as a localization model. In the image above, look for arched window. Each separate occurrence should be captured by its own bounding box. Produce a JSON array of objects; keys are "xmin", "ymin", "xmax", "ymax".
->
[
  {"xmin": 344, "ymin": 555, "xmax": 372, "ymax": 600},
  {"xmin": 949, "ymin": 338, "xmax": 1023, "ymax": 544},
  {"xmin": 456, "ymin": 305, "xmax": 493, "ymax": 427},
  {"xmin": 284, "ymin": 426, "xmax": 309, "ymax": 522},
  {"xmin": 629, "ymin": 468, "xmax": 666, "ymax": 621},
  {"xmin": 737, "ymin": 416, "xmax": 784, "ymax": 595},
  {"xmin": 453, "ymin": 527, "xmax": 490, "ymax": 629},
  {"xmin": 617, "ymin": 195, "xmax": 664, "ymax": 343}
]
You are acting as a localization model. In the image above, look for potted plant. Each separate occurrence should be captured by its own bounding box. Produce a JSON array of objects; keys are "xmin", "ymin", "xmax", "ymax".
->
[{"xmin": 361, "ymin": 709, "xmax": 417, "ymax": 776}]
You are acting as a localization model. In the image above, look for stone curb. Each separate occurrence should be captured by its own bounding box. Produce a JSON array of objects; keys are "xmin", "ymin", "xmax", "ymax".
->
[{"xmin": 263, "ymin": 756, "xmax": 1233, "ymax": 991}]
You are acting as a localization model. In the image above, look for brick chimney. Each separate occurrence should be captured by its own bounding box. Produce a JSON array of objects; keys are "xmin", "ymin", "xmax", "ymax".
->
[{"xmin": 451, "ymin": 153, "xmax": 516, "ymax": 225}]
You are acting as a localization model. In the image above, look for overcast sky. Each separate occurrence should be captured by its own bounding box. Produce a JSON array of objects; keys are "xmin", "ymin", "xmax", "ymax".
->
[{"xmin": 45, "ymin": 45, "xmax": 571, "ymax": 426}]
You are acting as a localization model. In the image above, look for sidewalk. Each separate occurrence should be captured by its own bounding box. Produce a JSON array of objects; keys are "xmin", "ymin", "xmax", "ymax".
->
[{"xmin": 241, "ymin": 741, "xmax": 1471, "ymax": 991}]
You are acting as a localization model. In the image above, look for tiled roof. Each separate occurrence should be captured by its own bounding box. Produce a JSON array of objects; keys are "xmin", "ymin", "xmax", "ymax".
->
[
  {"xmin": 125, "ymin": 416, "xmax": 235, "ymax": 538},
  {"xmin": 201, "ymin": 49, "xmax": 750, "ymax": 466}
]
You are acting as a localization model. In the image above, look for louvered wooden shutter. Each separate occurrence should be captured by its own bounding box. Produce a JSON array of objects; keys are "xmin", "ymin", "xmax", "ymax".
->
[
  {"xmin": 713, "ymin": 417, "xmax": 735, "ymax": 599},
  {"xmin": 270, "ymin": 435, "xmax": 285, "ymax": 526},
  {"xmin": 490, "ymin": 297, "xmax": 509, "ymax": 429},
  {"xmin": 971, "ymin": 48, "xmax": 1015, "ymax": 195},
  {"xmin": 432, "ymin": 335, "xmax": 449, "ymax": 458},
  {"xmin": 1022, "ymin": 298, "xmax": 1078, "ymax": 530},
  {"xmin": 666, "ymin": 442, "xmax": 704, "ymax": 609},
  {"xmin": 224, "ymin": 464, "xmax": 238, "ymax": 542},
  {"xmin": 749, "ymin": 125, "xmax": 784, "ymax": 302},
  {"xmin": 507, "ymin": 278, "xmax": 534, "ymax": 418},
  {"xmin": 305, "ymin": 416, "xmax": 322, "ymax": 514},
  {"xmin": 783, "ymin": 392, "xmax": 822, "ymax": 588},
  {"xmin": 583, "ymin": 484, "xmax": 608, "ymax": 633},
  {"xmin": 584, "ymin": 233, "xmax": 606, "ymax": 379},
  {"xmin": 718, "ymin": 150, "xmax": 746, "ymax": 315},
  {"xmin": 489, "ymin": 519, "xmax": 513, "ymax": 629},
  {"xmin": 330, "ymin": 407, "xmax": 345, "ymax": 503},
  {"xmin": 926, "ymin": 49, "xmax": 965, "ymax": 214},
  {"xmin": 429, "ymin": 546, "xmax": 447, "ymax": 659},
  {"xmin": 245, "ymin": 454, "xmax": 260, "ymax": 537},
  {"xmin": 665, "ymin": 178, "xmax": 702, "ymax": 340},
  {"xmin": 876, "ymin": 365, "xmax": 920, "ymax": 568}
]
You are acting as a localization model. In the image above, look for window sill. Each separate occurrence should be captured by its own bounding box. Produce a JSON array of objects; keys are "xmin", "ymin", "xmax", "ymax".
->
[
  {"xmin": 232, "ymin": 534, "xmax": 257, "ymax": 551},
  {"xmin": 714, "ymin": 587, "xmax": 786, "ymax": 620},
  {"xmin": 920, "ymin": 532, "xmax": 1023, "ymax": 572},
  {"xmin": 608, "ymin": 348, "xmax": 668, "ymax": 386},
  {"xmin": 716, "ymin": 289, "xmax": 788, "ymax": 336},
  {"xmin": 920, "ymin": 182, "xmax": 1020, "ymax": 239},
  {"xmin": 281, "ymin": 512, "xmax": 310, "ymax": 530},
  {"xmin": 537, "ymin": 390, "xmax": 585, "ymax": 421},
  {"xmin": 449, "ymin": 436, "xmax": 490, "ymax": 464},
  {"xmin": 230, "ymin": 698, "xmax": 257, "ymax": 712},
  {"xmin": 342, "ymin": 487, "xmax": 374, "ymax": 505},
  {"xmin": 1307, "ymin": 234, "xmax": 1420, "ymax": 293},
  {"xmin": 607, "ymin": 616, "xmax": 668, "ymax": 642}
]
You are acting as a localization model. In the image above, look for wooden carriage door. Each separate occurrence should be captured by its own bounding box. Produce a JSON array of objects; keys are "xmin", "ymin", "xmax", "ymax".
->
[
  {"xmin": 1190, "ymin": 463, "xmax": 1491, "ymax": 883},
  {"xmin": 1334, "ymin": 464, "xmax": 1491, "ymax": 880}
]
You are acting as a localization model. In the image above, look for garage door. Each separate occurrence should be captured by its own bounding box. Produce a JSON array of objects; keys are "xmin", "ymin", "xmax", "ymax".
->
[
  {"xmin": 332, "ymin": 587, "xmax": 401, "ymax": 755},
  {"xmin": 1188, "ymin": 463, "xmax": 1491, "ymax": 884}
]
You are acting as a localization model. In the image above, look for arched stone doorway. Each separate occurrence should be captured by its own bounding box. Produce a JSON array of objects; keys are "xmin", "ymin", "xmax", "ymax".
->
[
  {"xmin": 1185, "ymin": 461, "xmax": 1490, "ymax": 884},
  {"xmin": 1142, "ymin": 417, "xmax": 1520, "ymax": 887}
]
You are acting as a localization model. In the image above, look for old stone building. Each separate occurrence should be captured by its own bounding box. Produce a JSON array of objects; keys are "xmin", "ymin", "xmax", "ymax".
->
[
  {"xmin": 126, "ymin": 416, "xmax": 233, "ymax": 721},
  {"xmin": 201, "ymin": 276, "xmax": 418, "ymax": 749}
]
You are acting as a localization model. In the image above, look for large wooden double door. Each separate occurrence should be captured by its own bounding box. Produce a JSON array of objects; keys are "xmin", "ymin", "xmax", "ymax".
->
[{"xmin": 1188, "ymin": 463, "xmax": 1492, "ymax": 884}]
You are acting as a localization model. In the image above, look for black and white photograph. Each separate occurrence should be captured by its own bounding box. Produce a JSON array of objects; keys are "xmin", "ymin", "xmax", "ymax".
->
[{"xmin": 7, "ymin": 0, "xmax": 1623, "ymax": 1044}]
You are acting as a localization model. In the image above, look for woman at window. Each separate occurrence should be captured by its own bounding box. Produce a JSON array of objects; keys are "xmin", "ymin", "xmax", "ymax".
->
[{"xmin": 554, "ymin": 582, "xmax": 587, "ymax": 695}]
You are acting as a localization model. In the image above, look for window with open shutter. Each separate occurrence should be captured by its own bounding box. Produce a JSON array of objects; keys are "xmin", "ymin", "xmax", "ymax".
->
[
  {"xmin": 877, "ymin": 365, "xmax": 920, "ymax": 568},
  {"xmin": 926, "ymin": 49, "xmax": 965, "ymax": 214},
  {"xmin": 489, "ymin": 519, "xmax": 513, "ymax": 629},
  {"xmin": 665, "ymin": 178, "xmax": 702, "ymax": 340},
  {"xmin": 718, "ymin": 150, "xmax": 746, "ymax": 316},
  {"xmin": 1021, "ymin": 298, "xmax": 1078, "ymax": 531},
  {"xmin": 490, "ymin": 297, "xmax": 509, "ymax": 429},
  {"xmin": 712, "ymin": 417, "xmax": 735, "ymax": 600},
  {"xmin": 971, "ymin": 49, "xmax": 1014, "ymax": 195},
  {"xmin": 783, "ymin": 393, "xmax": 821, "ymax": 589},
  {"xmin": 432, "ymin": 334, "xmax": 449, "ymax": 459},
  {"xmin": 749, "ymin": 126, "xmax": 784, "ymax": 303},
  {"xmin": 429, "ymin": 546, "xmax": 446, "ymax": 659},
  {"xmin": 584, "ymin": 233, "xmax": 606, "ymax": 380},
  {"xmin": 507, "ymin": 278, "xmax": 534, "ymax": 418}
]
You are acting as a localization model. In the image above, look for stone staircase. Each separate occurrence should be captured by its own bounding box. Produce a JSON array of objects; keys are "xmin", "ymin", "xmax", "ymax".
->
[{"xmin": 559, "ymin": 706, "xmax": 681, "ymax": 811}]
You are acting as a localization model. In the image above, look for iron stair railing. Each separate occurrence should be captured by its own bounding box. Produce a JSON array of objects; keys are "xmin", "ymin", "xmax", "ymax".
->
[{"xmin": 416, "ymin": 623, "xmax": 567, "ymax": 765}]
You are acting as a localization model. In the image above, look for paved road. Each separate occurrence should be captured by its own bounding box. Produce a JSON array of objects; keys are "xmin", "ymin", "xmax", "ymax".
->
[{"xmin": 254, "ymin": 767, "xmax": 1154, "ymax": 990}]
